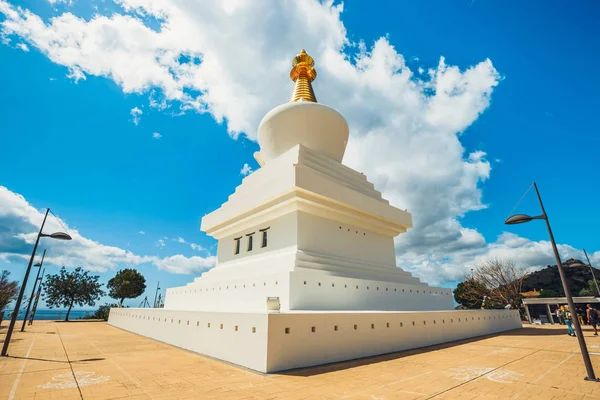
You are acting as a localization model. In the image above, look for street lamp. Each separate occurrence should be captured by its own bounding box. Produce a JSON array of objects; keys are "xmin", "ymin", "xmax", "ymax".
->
[
  {"xmin": 21, "ymin": 249, "xmax": 46, "ymax": 332},
  {"xmin": 505, "ymin": 182, "xmax": 599, "ymax": 382},
  {"xmin": 1, "ymin": 209, "xmax": 72, "ymax": 357},
  {"xmin": 570, "ymin": 249, "xmax": 600, "ymax": 297}
]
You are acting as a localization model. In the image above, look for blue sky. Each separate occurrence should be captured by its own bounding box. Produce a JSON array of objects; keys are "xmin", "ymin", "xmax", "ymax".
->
[{"xmin": 0, "ymin": 0, "xmax": 599, "ymax": 310}]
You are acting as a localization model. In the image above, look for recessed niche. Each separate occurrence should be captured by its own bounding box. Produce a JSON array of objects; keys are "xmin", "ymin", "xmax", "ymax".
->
[
  {"xmin": 371, "ymin": 324, "xmax": 375, "ymax": 329},
  {"xmin": 311, "ymin": 326, "xmax": 316, "ymax": 333},
  {"xmin": 252, "ymin": 327, "xmax": 256, "ymax": 333},
  {"xmin": 285, "ymin": 327, "xmax": 290, "ymax": 334},
  {"xmin": 354, "ymin": 324, "xmax": 358, "ymax": 330},
  {"xmin": 334, "ymin": 325, "xmax": 338, "ymax": 331},
  {"xmin": 234, "ymin": 325, "xmax": 238, "ymax": 331},
  {"xmin": 220, "ymin": 324, "xmax": 224, "ymax": 329}
]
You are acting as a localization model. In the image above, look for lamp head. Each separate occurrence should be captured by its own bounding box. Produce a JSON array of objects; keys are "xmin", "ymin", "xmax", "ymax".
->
[
  {"xmin": 504, "ymin": 213, "xmax": 546, "ymax": 225},
  {"xmin": 40, "ymin": 232, "xmax": 72, "ymax": 241}
]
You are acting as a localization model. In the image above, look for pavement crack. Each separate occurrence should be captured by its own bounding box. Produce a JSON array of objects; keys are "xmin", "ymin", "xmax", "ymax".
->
[
  {"xmin": 425, "ymin": 348, "xmax": 542, "ymax": 399},
  {"xmin": 56, "ymin": 325, "xmax": 84, "ymax": 400}
]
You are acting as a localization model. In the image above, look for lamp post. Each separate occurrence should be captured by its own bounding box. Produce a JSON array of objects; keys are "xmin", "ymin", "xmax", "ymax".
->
[
  {"xmin": 505, "ymin": 183, "xmax": 598, "ymax": 381},
  {"xmin": 28, "ymin": 268, "xmax": 45, "ymax": 326},
  {"xmin": 153, "ymin": 282, "xmax": 161, "ymax": 308},
  {"xmin": 21, "ymin": 249, "xmax": 46, "ymax": 332},
  {"xmin": 1, "ymin": 209, "xmax": 72, "ymax": 357}
]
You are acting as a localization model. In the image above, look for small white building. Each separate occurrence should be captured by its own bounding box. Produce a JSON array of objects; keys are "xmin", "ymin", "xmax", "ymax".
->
[{"xmin": 109, "ymin": 49, "xmax": 521, "ymax": 373}]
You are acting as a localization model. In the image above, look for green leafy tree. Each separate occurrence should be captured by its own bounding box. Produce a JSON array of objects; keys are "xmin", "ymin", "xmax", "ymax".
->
[
  {"xmin": 0, "ymin": 270, "xmax": 20, "ymax": 325},
  {"xmin": 539, "ymin": 288, "xmax": 558, "ymax": 298},
  {"xmin": 92, "ymin": 303, "xmax": 119, "ymax": 321},
  {"xmin": 43, "ymin": 267, "xmax": 105, "ymax": 321},
  {"xmin": 107, "ymin": 269, "xmax": 146, "ymax": 306},
  {"xmin": 579, "ymin": 280, "xmax": 600, "ymax": 297},
  {"xmin": 454, "ymin": 278, "xmax": 489, "ymax": 309}
]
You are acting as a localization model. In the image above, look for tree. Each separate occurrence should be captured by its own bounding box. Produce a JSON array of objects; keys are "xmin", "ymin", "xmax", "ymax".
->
[
  {"xmin": 107, "ymin": 269, "xmax": 146, "ymax": 306},
  {"xmin": 92, "ymin": 303, "xmax": 119, "ymax": 321},
  {"xmin": 471, "ymin": 258, "xmax": 527, "ymax": 310},
  {"xmin": 0, "ymin": 270, "xmax": 19, "ymax": 325},
  {"xmin": 454, "ymin": 279, "xmax": 488, "ymax": 309},
  {"xmin": 579, "ymin": 280, "xmax": 599, "ymax": 297},
  {"xmin": 43, "ymin": 267, "xmax": 105, "ymax": 321},
  {"xmin": 539, "ymin": 288, "xmax": 558, "ymax": 298}
]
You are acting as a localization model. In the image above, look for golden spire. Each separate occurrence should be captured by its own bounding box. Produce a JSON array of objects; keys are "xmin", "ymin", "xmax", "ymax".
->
[{"xmin": 289, "ymin": 49, "xmax": 317, "ymax": 103}]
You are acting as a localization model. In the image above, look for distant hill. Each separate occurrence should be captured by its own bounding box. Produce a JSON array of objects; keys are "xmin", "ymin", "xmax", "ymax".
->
[{"xmin": 521, "ymin": 258, "xmax": 600, "ymax": 297}]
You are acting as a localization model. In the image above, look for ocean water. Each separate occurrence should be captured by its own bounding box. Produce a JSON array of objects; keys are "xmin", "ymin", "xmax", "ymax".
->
[{"xmin": 2, "ymin": 309, "xmax": 96, "ymax": 321}]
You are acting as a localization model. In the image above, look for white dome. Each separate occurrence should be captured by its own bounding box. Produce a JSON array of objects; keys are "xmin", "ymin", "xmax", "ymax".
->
[{"xmin": 256, "ymin": 101, "xmax": 349, "ymax": 165}]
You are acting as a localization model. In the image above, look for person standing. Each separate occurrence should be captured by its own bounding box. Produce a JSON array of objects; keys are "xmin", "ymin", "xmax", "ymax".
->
[
  {"xmin": 556, "ymin": 306, "xmax": 564, "ymax": 325},
  {"xmin": 562, "ymin": 306, "xmax": 576, "ymax": 337},
  {"xmin": 588, "ymin": 304, "xmax": 599, "ymax": 336}
]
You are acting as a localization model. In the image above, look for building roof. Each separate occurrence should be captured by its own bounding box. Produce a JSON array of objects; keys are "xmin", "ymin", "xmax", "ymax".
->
[{"xmin": 523, "ymin": 296, "xmax": 600, "ymax": 305}]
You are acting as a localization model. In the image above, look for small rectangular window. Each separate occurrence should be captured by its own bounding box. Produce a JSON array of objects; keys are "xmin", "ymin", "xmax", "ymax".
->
[
  {"xmin": 234, "ymin": 237, "xmax": 241, "ymax": 254},
  {"xmin": 246, "ymin": 232, "xmax": 255, "ymax": 251},
  {"xmin": 260, "ymin": 227, "xmax": 270, "ymax": 248}
]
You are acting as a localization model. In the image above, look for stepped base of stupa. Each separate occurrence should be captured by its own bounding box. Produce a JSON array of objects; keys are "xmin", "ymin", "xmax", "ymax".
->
[{"xmin": 108, "ymin": 308, "xmax": 521, "ymax": 373}]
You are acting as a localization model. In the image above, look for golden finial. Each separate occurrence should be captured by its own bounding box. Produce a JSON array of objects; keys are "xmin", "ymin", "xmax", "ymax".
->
[{"xmin": 290, "ymin": 49, "xmax": 317, "ymax": 103}]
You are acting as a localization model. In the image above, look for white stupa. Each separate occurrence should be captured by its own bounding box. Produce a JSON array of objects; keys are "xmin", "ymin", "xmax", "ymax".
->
[{"xmin": 109, "ymin": 50, "xmax": 521, "ymax": 373}]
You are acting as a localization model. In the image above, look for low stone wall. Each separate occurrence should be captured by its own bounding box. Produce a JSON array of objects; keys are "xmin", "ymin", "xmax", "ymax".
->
[{"xmin": 109, "ymin": 308, "xmax": 521, "ymax": 373}]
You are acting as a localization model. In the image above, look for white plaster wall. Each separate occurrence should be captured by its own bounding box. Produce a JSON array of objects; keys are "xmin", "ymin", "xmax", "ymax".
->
[
  {"xmin": 266, "ymin": 309, "xmax": 522, "ymax": 372},
  {"xmin": 164, "ymin": 270, "xmax": 292, "ymax": 312},
  {"xmin": 216, "ymin": 212, "xmax": 297, "ymax": 264},
  {"xmin": 297, "ymin": 211, "xmax": 396, "ymax": 266},
  {"xmin": 288, "ymin": 269, "xmax": 454, "ymax": 311},
  {"xmin": 108, "ymin": 308, "xmax": 269, "ymax": 372}
]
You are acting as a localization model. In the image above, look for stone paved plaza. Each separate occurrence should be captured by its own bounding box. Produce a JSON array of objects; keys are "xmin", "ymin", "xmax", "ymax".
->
[{"xmin": 2, "ymin": 320, "xmax": 600, "ymax": 399}]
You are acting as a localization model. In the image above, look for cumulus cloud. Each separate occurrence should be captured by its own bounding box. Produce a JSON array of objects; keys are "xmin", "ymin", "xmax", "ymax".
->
[
  {"xmin": 138, "ymin": 230, "xmax": 145, "ymax": 235},
  {"xmin": 240, "ymin": 163, "xmax": 253, "ymax": 176},
  {"xmin": 130, "ymin": 106, "xmax": 143, "ymax": 125},
  {"xmin": 0, "ymin": 186, "xmax": 214, "ymax": 275},
  {"xmin": 1, "ymin": 0, "xmax": 593, "ymax": 285},
  {"xmin": 152, "ymin": 132, "xmax": 162, "ymax": 139},
  {"xmin": 155, "ymin": 254, "xmax": 216, "ymax": 275}
]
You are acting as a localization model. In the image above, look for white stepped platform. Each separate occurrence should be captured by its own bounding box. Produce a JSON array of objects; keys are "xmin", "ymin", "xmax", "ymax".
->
[{"xmin": 108, "ymin": 308, "xmax": 522, "ymax": 373}]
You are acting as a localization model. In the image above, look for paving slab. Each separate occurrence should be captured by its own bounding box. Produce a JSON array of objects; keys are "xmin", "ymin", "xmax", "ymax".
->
[{"xmin": 3, "ymin": 320, "xmax": 600, "ymax": 399}]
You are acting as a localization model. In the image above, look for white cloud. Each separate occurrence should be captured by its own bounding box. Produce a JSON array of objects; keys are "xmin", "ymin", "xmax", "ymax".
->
[
  {"xmin": 190, "ymin": 243, "xmax": 205, "ymax": 252},
  {"xmin": 1, "ymin": 1, "xmax": 594, "ymax": 285},
  {"xmin": 240, "ymin": 163, "xmax": 252, "ymax": 176},
  {"xmin": 130, "ymin": 106, "xmax": 143, "ymax": 125},
  {"xmin": 48, "ymin": 0, "xmax": 74, "ymax": 5},
  {"xmin": 156, "ymin": 239, "xmax": 165, "ymax": 248},
  {"xmin": 66, "ymin": 66, "xmax": 85, "ymax": 83},
  {"xmin": 152, "ymin": 132, "xmax": 162, "ymax": 139},
  {"xmin": 155, "ymin": 254, "xmax": 216, "ymax": 275},
  {"xmin": 138, "ymin": 230, "xmax": 145, "ymax": 235},
  {"xmin": 173, "ymin": 236, "xmax": 206, "ymax": 253},
  {"xmin": 0, "ymin": 186, "xmax": 216, "ymax": 275},
  {"xmin": 16, "ymin": 42, "xmax": 27, "ymax": 51}
]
